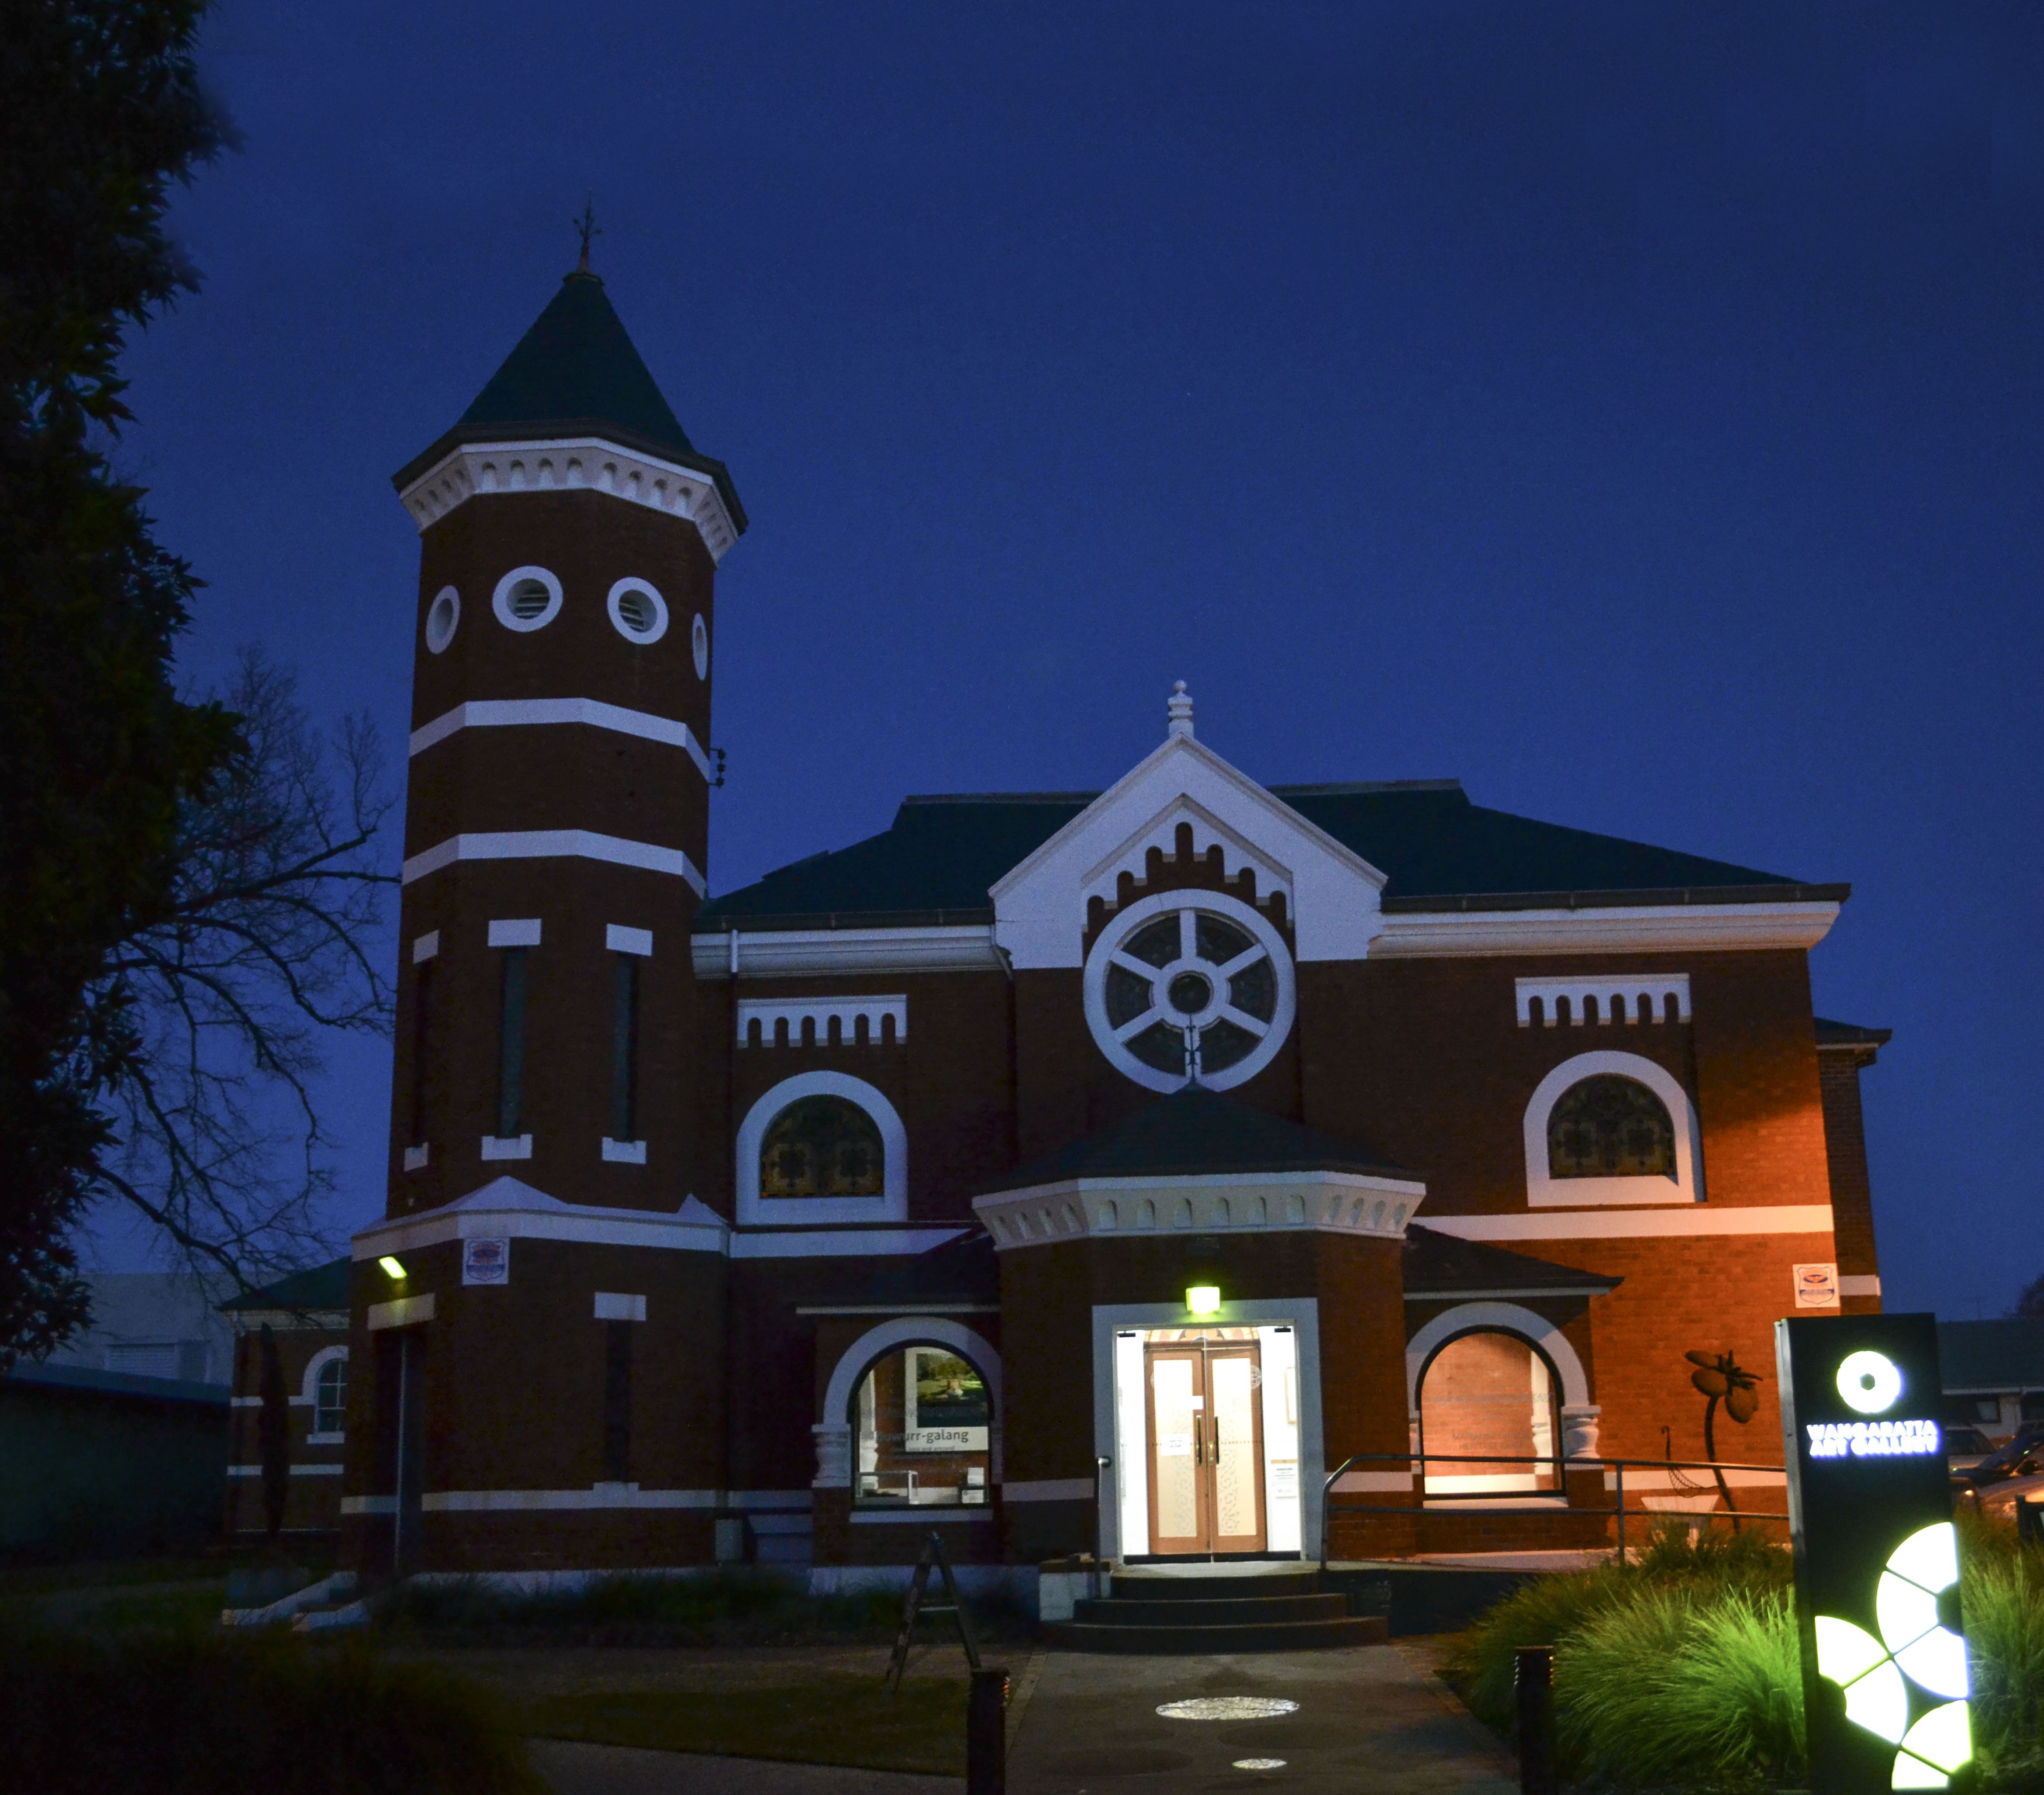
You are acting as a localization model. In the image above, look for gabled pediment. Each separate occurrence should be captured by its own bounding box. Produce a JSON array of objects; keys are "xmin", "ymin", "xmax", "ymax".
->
[{"xmin": 991, "ymin": 729, "xmax": 1386, "ymax": 968}]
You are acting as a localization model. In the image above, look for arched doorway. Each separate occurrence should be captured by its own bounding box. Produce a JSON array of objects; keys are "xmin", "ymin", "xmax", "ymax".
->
[
  {"xmin": 1419, "ymin": 1329, "xmax": 1561, "ymax": 1495},
  {"xmin": 851, "ymin": 1341, "xmax": 995, "ymax": 1511}
]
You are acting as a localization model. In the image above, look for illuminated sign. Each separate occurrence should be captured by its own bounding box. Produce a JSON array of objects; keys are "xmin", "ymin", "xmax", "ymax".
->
[{"xmin": 1777, "ymin": 1315, "xmax": 1971, "ymax": 1793}]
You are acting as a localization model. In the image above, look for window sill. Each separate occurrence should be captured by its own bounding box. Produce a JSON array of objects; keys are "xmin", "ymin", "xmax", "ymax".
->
[
  {"xmin": 306, "ymin": 1432, "xmax": 346, "ymax": 1446},
  {"xmin": 481, "ymin": 1135, "xmax": 533, "ymax": 1161}
]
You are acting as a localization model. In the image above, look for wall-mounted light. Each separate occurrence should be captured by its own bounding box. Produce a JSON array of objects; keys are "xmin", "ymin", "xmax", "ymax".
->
[
  {"xmin": 1186, "ymin": 1285, "xmax": 1222, "ymax": 1317},
  {"xmin": 379, "ymin": 1256, "xmax": 407, "ymax": 1282}
]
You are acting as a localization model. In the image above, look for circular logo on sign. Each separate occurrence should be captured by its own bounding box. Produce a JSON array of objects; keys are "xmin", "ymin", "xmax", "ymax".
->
[{"xmin": 1837, "ymin": 1350, "xmax": 1903, "ymax": 1415}]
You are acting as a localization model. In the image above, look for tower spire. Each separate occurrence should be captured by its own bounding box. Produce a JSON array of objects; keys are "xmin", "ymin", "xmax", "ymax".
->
[
  {"xmin": 1167, "ymin": 680, "xmax": 1195, "ymax": 741},
  {"xmin": 573, "ymin": 193, "xmax": 600, "ymax": 274}
]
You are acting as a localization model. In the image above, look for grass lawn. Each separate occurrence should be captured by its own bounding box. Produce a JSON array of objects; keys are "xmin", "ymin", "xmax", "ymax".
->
[{"xmin": 520, "ymin": 1674, "xmax": 969, "ymax": 1775}]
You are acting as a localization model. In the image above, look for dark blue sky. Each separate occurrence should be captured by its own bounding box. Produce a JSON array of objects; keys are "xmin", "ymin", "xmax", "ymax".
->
[{"xmin": 112, "ymin": 2, "xmax": 2042, "ymax": 1315}]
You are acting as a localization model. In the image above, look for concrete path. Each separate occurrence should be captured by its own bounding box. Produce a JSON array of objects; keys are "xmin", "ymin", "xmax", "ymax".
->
[
  {"xmin": 530, "ymin": 1739, "xmax": 961, "ymax": 1795},
  {"xmin": 1006, "ymin": 1644, "xmax": 1516, "ymax": 1794}
]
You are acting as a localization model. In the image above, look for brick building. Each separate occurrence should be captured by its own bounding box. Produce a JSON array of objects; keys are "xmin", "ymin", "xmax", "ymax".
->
[{"xmin": 333, "ymin": 260, "xmax": 1889, "ymax": 1580}]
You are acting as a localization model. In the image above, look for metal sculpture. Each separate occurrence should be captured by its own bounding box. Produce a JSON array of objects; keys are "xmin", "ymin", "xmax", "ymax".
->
[{"xmin": 1686, "ymin": 1347, "xmax": 1761, "ymax": 1524}]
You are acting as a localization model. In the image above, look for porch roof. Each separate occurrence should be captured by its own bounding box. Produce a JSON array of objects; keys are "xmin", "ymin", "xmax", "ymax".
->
[{"xmin": 1403, "ymin": 1225, "xmax": 1622, "ymax": 1299}]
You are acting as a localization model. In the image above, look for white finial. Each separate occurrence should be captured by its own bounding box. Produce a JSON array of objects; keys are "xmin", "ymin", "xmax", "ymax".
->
[{"xmin": 1167, "ymin": 680, "xmax": 1195, "ymax": 741}]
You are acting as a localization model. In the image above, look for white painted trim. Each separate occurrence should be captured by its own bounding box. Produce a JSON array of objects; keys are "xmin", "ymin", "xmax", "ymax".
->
[
  {"xmin": 355, "ymin": 1177, "xmax": 730, "ymax": 1260},
  {"xmin": 1081, "ymin": 792, "xmax": 1296, "ymax": 911},
  {"xmin": 421, "ymin": 1486, "xmax": 720, "ymax": 1512},
  {"xmin": 1523, "ymin": 1050, "xmax": 1701, "ymax": 1208},
  {"xmin": 594, "ymin": 1292, "xmax": 647, "ymax": 1321},
  {"xmin": 299, "ymin": 1344, "xmax": 349, "ymax": 1409},
  {"xmin": 1839, "ymin": 1274, "xmax": 1882, "ymax": 1298},
  {"xmin": 411, "ymin": 930, "xmax": 440, "ymax": 963},
  {"xmin": 607, "ymin": 576, "xmax": 670, "ymax": 645},
  {"xmin": 607, "ymin": 924, "xmax": 653, "ymax": 957},
  {"xmin": 491, "ymin": 565, "xmax": 563, "ymax": 633},
  {"xmin": 366, "ymin": 1294, "xmax": 436, "ymax": 1331},
  {"xmin": 738, "ymin": 994, "xmax": 906, "ymax": 1048},
  {"xmin": 1002, "ymin": 1478, "xmax": 1098, "ymax": 1502},
  {"xmin": 397, "ymin": 438, "xmax": 740, "ymax": 564},
  {"xmin": 695, "ymin": 926, "xmax": 1000, "ymax": 979},
  {"xmin": 601, "ymin": 1138, "xmax": 647, "ymax": 1164},
  {"xmin": 404, "ymin": 830, "xmax": 707, "ymax": 897},
  {"xmin": 735, "ymin": 1071, "xmax": 908, "ymax": 1227},
  {"xmin": 1420, "ymin": 1205, "xmax": 1833, "ymax": 1241},
  {"xmin": 1371, "ymin": 901, "xmax": 1839, "ymax": 958},
  {"xmin": 488, "ymin": 917, "xmax": 542, "ymax": 947},
  {"xmin": 991, "ymin": 734, "xmax": 1386, "ymax": 969},
  {"xmin": 1092, "ymin": 1297, "xmax": 1323, "ymax": 1564},
  {"xmin": 306, "ymin": 1431, "xmax": 345, "ymax": 1446},
  {"xmin": 481, "ymin": 1134, "xmax": 533, "ymax": 1161},
  {"xmin": 816, "ymin": 1317, "xmax": 1002, "ymax": 1490},
  {"xmin": 1516, "ymin": 975, "xmax": 1690, "ymax": 1027},
  {"xmin": 1081, "ymin": 887, "xmax": 1297, "ymax": 1094},
  {"xmin": 692, "ymin": 613, "xmax": 710, "ymax": 679},
  {"xmin": 973, "ymin": 1167, "xmax": 1424, "ymax": 1251},
  {"xmin": 1405, "ymin": 1300, "xmax": 1592, "ymax": 1415},
  {"xmin": 424, "ymin": 586, "xmax": 459, "ymax": 654},
  {"xmin": 409, "ymin": 698, "xmax": 713, "ymax": 783},
  {"xmin": 402, "ymin": 1145, "xmax": 429, "ymax": 1172},
  {"xmin": 729, "ymin": 1227, "xmax": 967, "ymax": 1260}
]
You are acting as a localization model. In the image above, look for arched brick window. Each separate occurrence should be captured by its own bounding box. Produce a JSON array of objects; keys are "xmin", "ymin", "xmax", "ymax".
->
[
  {"xmin": 1419, "ymin": 1330, "xmax": 1560, "ymax": 1495},
  {"xmin": 1546, "ymin": 1074, "xmax": 1675, "ymax": 1180},
  {"xmin": 760, "ymin": 1095, "xmax": 884, "ymax": 1198}
]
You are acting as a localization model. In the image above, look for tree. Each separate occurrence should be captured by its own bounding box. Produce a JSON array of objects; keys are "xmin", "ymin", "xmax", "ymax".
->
[{"xmin": 2013, "ymin": 1274, "xmax": 2044, "ymax": 1320}]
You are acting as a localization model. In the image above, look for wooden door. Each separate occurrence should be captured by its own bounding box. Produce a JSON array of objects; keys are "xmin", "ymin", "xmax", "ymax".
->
[
  {"xmin": 1206, "ymin": 1345, "xmax": 1266, "ymax": 1552},
  {"xmin": 1146, "ymin": 1346, "xmax": 1209, "ymax": 1554},
  {"xmin": 1145, "ymin": 1340, "xmax": 1267, "ymax": 1555}
]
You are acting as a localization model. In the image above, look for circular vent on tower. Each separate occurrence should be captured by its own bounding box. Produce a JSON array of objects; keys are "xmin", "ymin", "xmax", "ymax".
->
[
  {"xmin": 692, "ymin": 613, "xmax": 710, "ymax": 679},
  {"xmin": 607, "ymin": 577, "xmax": 670, "ymax": 645},
  {"xmin": 424, "ymin": 586, "xmax": 460, "ymax": 654},
  {"xmin": 491, "ymin": 566, "xmax": 563, "ymax": 632}
]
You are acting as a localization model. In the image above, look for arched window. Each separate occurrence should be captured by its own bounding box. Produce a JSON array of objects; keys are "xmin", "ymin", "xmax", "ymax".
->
[
  {"xmin": 853, "ymin": 1344, "xmax": 992, "ymax": 1509},
  {"xmin": 760, "ymin": 1096, "xmax": 884, "ymax": 1198},
  {"xmin": 1547, "ymin": 1074, "xmax": 1675, "ymax": 1180},
  {"xmin": 314, "ymin": 1355, "xmax": 348, "ymax": 1436},
  {"xmin": 1419, "ymin": 1331, "xmax": 1559, "ymax": 1495}
]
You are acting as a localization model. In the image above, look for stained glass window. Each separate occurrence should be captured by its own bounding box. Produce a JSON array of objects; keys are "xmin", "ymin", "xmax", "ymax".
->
[
  {"xmin": 1547, "ymin": 1074, "xmax": 1676, "ymax": 1178},
  {"xmin": 760, "ymin": 1096, "xmax": 885, "ymax": 1198}
]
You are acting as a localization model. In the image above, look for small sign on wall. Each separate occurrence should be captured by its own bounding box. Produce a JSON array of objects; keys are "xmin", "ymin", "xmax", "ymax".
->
[
  {"xmin": 1794, "ymin": 1263, "xmax": 1840, "ymax": 1308},
  {"xmin": 463, "ymin": 1237, "xmax": 509, "ymax": 1286}
]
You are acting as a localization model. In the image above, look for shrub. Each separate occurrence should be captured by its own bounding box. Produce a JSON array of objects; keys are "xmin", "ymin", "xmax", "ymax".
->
[{"xmin": 0, "ymin": 1623, "xmax": 543, "ymax": 1795}]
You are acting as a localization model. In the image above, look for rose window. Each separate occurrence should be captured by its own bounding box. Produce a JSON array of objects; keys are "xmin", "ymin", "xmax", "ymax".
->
[{"xmin": 1083, "ymin": 891, "xmax": 1295, "ymax": 1093}]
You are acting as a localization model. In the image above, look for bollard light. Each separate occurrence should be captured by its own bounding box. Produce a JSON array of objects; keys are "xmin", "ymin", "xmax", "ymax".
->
[{"xmin": 1186, "ymin": 1285, "xmax": 1221, "ymax": 1317}]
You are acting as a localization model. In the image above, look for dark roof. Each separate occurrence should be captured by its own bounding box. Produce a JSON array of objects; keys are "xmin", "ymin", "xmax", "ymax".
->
[
  {"xmin": 697, "ymin": 780, "xmax": 1843, "ymax": 929},
  {"xmin": 980, "ymin": 1087, "xmax": 1416, "ymax": 1193},
  {"xmin": 1815, "ymin": 1018, "xmax": 1893, "ymax": 1052},
  {"xmin": 1938, "ymin": 1320, "xmax": 2044, "ymax": 1393},
  {"xmin": 790, "ymin": 1229, "xmax": 998, "ymax": 1311},
  {"xmin": 393, "ymin": 270, "xmax": 744, "ymax": 528},
  {"xmin": 220, "ymin": 1257, "xmax": 351, "ymax": 1314},
  {"xmin": 2, "ymin": 1360, "xmax": 228, "ymax": 1406},
  {"xmin": 1403, "ymin": 1225, "xmax": 1623, "ymax": 1299}
]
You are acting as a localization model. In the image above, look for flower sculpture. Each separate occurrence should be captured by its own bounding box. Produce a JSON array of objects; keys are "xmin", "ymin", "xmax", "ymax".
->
[{"xmin": 1685, "ymin": 1347, "xmax": 1761, "ymax": 1522}]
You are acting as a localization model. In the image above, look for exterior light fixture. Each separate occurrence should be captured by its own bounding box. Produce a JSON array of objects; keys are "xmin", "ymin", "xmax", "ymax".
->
[
  {"xmin": 379, "ymin": 1256, "xmax": 407, "ymax": 1281},
  {"xmin": 1186, "ymin": 1285, "xmax": 1222, "ymax": 1317}
]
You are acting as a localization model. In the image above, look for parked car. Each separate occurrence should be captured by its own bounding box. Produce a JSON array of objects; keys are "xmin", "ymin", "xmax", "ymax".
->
[
  {"xmin": 1945, "ymin": 1426, "xmax": 1997, "ymax": 1474},
  {"xmin": 1952, "ymin": 1419, "xmax": 2044, "ymax": 1489}
]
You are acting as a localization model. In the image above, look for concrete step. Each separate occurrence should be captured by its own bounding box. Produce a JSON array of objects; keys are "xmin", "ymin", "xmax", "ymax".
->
[
  {"xmin": 1110, "ymin": 1568, "xmax": 1322, "ymax": 1602},
  {"xmin": 1075, "ymin": 1592, "xmax": 1352, "ymax": 1627},
  {"xmin": 1044, "ymin": 1614, "xmax": 1388, "ymax": 1653}
]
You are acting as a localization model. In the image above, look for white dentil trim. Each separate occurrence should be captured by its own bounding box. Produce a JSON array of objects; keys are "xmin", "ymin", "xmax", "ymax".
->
[
  {"xmin": 1405, "ymin": 1300, "xmax": 1592, "ymax": 1414},
  {"xmin": 398, "ymin": 437, "xmax": 740, "ymax": 563},
  {"xmin": 991, "ymin": 733, "xmax": 1387, "ymax": 969},
  {"xmin": 694, "ymin": 925, "xmax": 1000, "ymax": 979},
  {"xmin": 1517, "ymin": 975, "xmax": 1690, "ymax": 1026},
  {"xmin": 403, "ymin": 830, "xmax": 707, "ymax": 897},
  {"xmin": 1420, "ymin": 1205, "xmax": 1833, "ymax": 1242},
  {"xmin": 410, "ymin": 698, "xmax": 713, "ymax": 783},
  {"xmin": 1371, "ymin": 901, "xmax": 1839, "ymax": 958},
  {"xmin": 972, "ymin": 1167, "xmax": 1424, "ymax": 1251},
  {"xmin": 1081, "ymin": 792, "xmax": 1296, "ymax": 910},
  {"xmin": 734, "ymin": 1071, "xmax": 908, "ymax": 1227},
  {"xmin": 738, "ymin": 995, "xmax": 906, "ymax": 1047},
  {"xmin": 1523, "ymin": 1050, "xmax": 1701, "ymax": 1208}
]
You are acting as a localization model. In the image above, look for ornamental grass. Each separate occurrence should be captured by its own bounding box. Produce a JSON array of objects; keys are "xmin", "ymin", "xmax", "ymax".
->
[{"xmin": 1439, "ymin": 1515, "xmax": 2044, "ymax": 1792}]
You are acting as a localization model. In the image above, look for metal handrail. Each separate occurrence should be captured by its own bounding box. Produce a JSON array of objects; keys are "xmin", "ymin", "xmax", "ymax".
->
[{"xmin": 1316, "ymin": 1449, "xmax": 1790, "ymax": 1569}]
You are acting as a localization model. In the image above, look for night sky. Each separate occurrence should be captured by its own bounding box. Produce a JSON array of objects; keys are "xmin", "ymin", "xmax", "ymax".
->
[{"xmin": 109, "ymin": 2, "xmax": 2043, "ymax": 1316}]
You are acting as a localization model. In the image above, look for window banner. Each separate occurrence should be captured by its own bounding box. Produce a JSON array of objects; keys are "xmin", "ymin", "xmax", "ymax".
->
[{"xmin": 1776, "ymin": 1314, "xmax": 1970, "ymax": 1795}]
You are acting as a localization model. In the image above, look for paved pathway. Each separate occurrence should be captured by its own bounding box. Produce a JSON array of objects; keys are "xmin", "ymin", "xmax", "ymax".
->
[
  {"xmin": 531, "ymin": 1740, "xmax": 961, "ymax": 1795},
  {"xmin": 1006, "ymin": 1645, "xmax": 1516, "ymax": 1794}
]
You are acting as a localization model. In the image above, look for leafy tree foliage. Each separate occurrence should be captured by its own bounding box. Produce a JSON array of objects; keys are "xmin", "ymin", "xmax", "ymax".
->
[
  {"xmin": 2014, "ymin": 1274, "xmax": 2044, "ymax": 1321},
  {"xmin": 0, "ymin": 0, "xmax": 236, "ymax": 1365}
]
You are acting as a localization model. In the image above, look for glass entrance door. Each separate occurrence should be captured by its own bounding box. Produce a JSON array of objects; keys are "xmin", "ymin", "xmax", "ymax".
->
[{"xmin": 1144, "ymin": 1339, "xmax": 1267, "ymax": 1555}]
